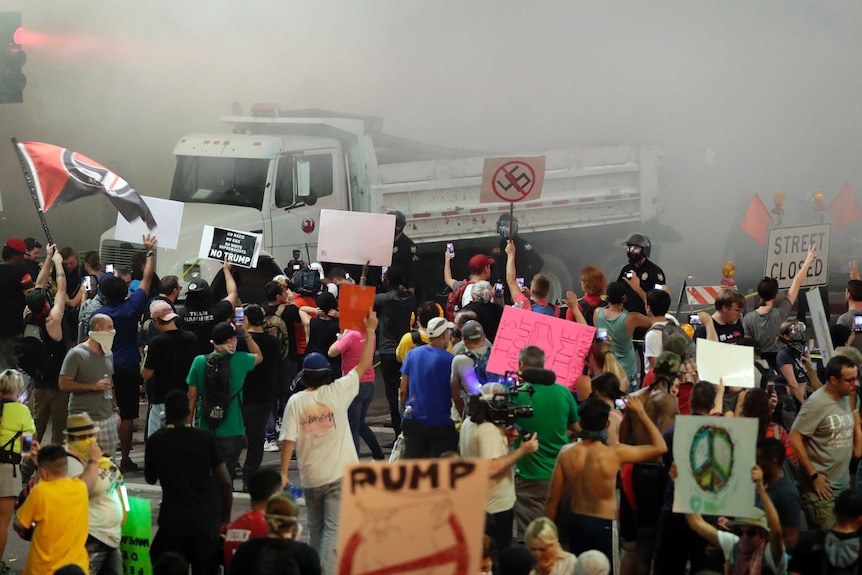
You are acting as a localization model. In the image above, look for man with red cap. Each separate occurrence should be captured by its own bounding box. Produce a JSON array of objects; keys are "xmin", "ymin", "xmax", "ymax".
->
[
  {"xmin": 1, "ymin": 239, "xmax": 35, "ymax": 371},
  {"xmin": 444, "ymin": 250, "xmax": 495, "ymax": 316}
]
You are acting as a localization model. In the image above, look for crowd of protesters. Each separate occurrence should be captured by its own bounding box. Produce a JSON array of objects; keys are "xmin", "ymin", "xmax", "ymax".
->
[{"xmin": 1, "ymin": 217, "xmax": 862, "ymax": 575}]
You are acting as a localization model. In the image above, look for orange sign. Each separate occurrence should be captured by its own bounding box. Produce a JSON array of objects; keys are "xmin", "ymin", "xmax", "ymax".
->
[
  {"xmin": 479, "ymin": 156, "xmax": 546, "ymax": 204},
  {"xmin": 338, "ymin": 284, "xmax": 376, "ymax": 332}
]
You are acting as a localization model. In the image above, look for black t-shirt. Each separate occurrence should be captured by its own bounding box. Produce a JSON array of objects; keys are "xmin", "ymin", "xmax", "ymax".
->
[
  {"xmin": 144, "ymin": 329, "xmax": 200, "ymax": 403},
  {"xmin": 144, "ymin": 426, "xmax": 224, "ymax": 529},
  {"xmin": 694, "ymin": 318, "xmax": 745, "ymax": 344},
  {"xmin": 0, "ymin": 263, "xmax": 29, "ymax": 338},
  {"xmin": 180, "ymin": 299, "xmax": 234, "ymax": 356},
  {"xmin": 461, "ymin": 301, "xmax": 504, "ymax": 342},
  {"xmin": 618, "ymin": 258, "xmax": 666, "ymax": 315},
  {"xmin": 237, "ymin": 331, "xmax": 280, "ymax": 405},
  {"xmin": 306, "ymin": 317, "xmax": 342, "ymax": 372},
  {"xmin": 374, "ymin": 290, "xmax": 415, "ymax": 355},
  {"xmin": 788, "ymin": 529, "xmax": 860, "ymax": 575},
  {"xmin": 229, "ymin": 537, "xmax": 321, "ymax": 575}
]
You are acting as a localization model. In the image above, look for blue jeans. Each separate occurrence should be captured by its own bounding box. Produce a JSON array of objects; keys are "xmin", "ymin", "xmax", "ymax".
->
[
  {"xmin": 347, "ymin": 381, "xmax": 384, "ymax": 459},
  {"xmin": 305, "ymin": 478, "xmax": 342, "ymax": 575}
]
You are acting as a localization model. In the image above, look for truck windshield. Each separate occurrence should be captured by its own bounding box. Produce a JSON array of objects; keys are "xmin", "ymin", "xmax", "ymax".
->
[{"xmin": 170, "ymin": 156, "xmax": 268, "ymax": 211}]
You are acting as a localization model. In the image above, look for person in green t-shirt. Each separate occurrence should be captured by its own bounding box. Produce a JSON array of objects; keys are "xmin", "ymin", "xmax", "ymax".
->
[
  {"xmin": 512, "ymin": 345, "xmax": 579, "ymax": 538},
  {"xmin": 188, "ymin": 321, "xmax": 262, "ymax": 481}
]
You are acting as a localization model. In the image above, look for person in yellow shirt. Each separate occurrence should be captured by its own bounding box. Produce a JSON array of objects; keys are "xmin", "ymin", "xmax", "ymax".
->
[
  {"xmin": 15, "ymin": 442, "xmax": 101, "ymax": 575},
  {"xmin": 395, "ymin": 302, "xmax": 449, "ymax": 363},
  {"xmin": 0, "ymin": 369, "xmax": 36, "ymax": 574}
]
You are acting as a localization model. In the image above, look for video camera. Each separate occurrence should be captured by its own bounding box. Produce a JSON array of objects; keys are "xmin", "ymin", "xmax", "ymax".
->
[{"xmin": 465, "ymin": 370, "xmax": 534, "ymax": 425}]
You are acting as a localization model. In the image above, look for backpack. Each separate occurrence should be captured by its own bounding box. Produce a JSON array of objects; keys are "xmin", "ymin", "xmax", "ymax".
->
[
  {"xmin": 202, "ymin": 353, "xmax": 241, "ymax": 430},
  {"xmin": 15, "ymin": 315, "xmax": 49, "ymax": 382},
  {"xmin": 648, "ymin": 320, "xmax": 697, "ymax": 359},
  {"xmin": 446, "ymin": 280, "xmax": 474, "ymax": 321},
  {"xmin": 578, "ymin": 297, "xmax": 607, "ymax": 327},
  {"xmin": 410, "ymin": 331, "xmax": 426, "ymax": 347},
  {"xmin": 263, "ymin": 304, "xmax": 291, "ymax": 362},
  {"xmin": 465, "ymin": 347, "xmax": 494, "ymax": 385},
  {"xmin": 530, "ymin": 302, "xmax": 562, "ymax": 318},
  {"xmin": 291, "ymin": 268, "xmax": 321, "ymax": 296}
]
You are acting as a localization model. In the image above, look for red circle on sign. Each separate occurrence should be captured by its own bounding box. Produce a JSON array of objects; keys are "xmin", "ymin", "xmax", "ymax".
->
[
  {"xmin": 301, "ymin": 218, "xmax": 315, "ymax": 234},
  {"xmin": 492, "ymin": 161, "xmax": 537, "ymax": 203}
]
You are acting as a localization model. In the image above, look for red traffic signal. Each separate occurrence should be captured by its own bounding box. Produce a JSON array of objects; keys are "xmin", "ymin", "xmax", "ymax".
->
[{"xmin": 0, "ymin": 11, "xmax": 26, "ymax": 104}]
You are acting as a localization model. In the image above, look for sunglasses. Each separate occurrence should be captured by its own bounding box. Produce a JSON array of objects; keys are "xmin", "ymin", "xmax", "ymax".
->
[{"xmin": 737, "ymin": 527, "xmax": 764, "ymax": 537}]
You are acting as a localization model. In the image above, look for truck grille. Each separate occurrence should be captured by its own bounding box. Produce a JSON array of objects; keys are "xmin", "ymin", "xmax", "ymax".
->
[{"xmin": 100, "ymin": 239, "xmax": 150, "ymax": 272}]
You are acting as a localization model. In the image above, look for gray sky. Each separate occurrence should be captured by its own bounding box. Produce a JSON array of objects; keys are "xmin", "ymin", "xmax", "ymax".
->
[{"xmin": 1, "ymin": 0, "xmax": 860, "ymax": 285}]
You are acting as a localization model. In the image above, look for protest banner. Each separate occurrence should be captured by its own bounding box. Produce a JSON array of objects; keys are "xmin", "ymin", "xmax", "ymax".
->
[
  {"xmin": 337, "ymin": 458, "xmax": 488, "ymax": 575},
  {"xmin": 479, "ymin": 157, "xmax": 546, "ymax": 204},
  {"xmin": 696, "ymin": 338, "xmax": 756, "ymax": 388},
  {"xmin": 316, "ymin": 210, "xmax": 396, "ymax": 267},
  {"xmin": 121, "ymin": 496, "xmax": 153, "ymax": 575},
  {"xmin": 198, "ymin": 225, "xmax": 262, "ymax": 268},
  {"xmin": 115, "ymin": 195, "xmax": 184, "ymax": 250},
  {"xmin": 487, "ymin": 306, "xmax": 594, "ymax": 389},
  {"xmin": 673, "ymin": 416, "xmax": 758, "ymax": 518},
  {"xmin": 765, "ymin": 224, "xmax": 830, "ymax": 289},
  {"xmin": 339, "ymin": 284, "xmax": 376, "ymax": 332}
]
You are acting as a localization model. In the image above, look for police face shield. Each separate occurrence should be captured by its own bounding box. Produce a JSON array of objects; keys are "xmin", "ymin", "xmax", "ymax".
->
[{"xmin": 626, "ymin": 245, "xmax": 643, "ymax": 264}]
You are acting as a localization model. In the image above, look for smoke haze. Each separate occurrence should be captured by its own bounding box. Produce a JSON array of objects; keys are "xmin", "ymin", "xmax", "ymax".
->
[{"xmin": 1, "ymin": 0, "xmax": 861, "ymax": 288}]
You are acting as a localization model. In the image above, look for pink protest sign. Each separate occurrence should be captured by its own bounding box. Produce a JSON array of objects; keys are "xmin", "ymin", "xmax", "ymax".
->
[{"xmin": 487, "ymin": 306, "xmax": 595, "ymax": 389}]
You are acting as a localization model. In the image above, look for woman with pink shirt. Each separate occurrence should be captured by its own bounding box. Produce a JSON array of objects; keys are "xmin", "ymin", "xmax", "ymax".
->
[{"xmin": 329, "ymin": 329, "xmax": 385, "ymax": 460}]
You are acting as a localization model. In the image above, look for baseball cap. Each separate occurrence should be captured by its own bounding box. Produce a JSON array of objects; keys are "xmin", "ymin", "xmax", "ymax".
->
[
  {"xmin": 186, "ymin": 279, "xmax": 210, "ymax": 294},
  {"xmin": 427, "ymin": 317, "xmax": 455, "ymax": 338},
  {"xmin": 468, "ymin": 254, "xmax": 495, "ymax": 272},
  {"xmin": 302, "ymin": 352, "xmax": 330, "ymax": 371},
  {"xmin": 297, "ymin": 352, "xmax": 332, "ymax": 387},
  {"xmin": 4, "ymin": 239, "xmax": 26, "ymax": 254},
  {"xmin": 150, "ymin": 300, "xmax": 178, "ymax": 322},
  {"xmin": 462, "ymin": 320, "xmax": 485, "ymax": 341},
  {"xmin": 211, "ymin": 321, "xmax": 236, "ymax": 344}
]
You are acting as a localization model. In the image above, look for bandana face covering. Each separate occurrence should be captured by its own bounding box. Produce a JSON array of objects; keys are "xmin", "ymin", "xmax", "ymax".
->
[
  {"xmin": 89, "ymin": 329, "xmax": 116, "ymax": 352},
  {"xmin": 69, "ymin": 436, "xmax": 97, "ymax": 460},
  {"xmin": 213, "ymin": 340, "xmax": 237, "ymax": 355}
]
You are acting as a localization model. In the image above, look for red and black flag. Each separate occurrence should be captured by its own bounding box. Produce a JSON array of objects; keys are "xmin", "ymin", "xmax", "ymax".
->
[{"xmin": 16, "ymin": 141, "xmax": 157, "ymax": 228}]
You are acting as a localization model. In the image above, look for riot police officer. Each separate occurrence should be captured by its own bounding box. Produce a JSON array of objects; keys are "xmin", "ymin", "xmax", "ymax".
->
[
  {"xmin": 389, "ymin": 210, "xmax": 419, "ymax": 293},
  {"xmin": 617, "ymin": 232, "xmax": 666, "ymax": 316},
  {"xmin": 496, "ymin": 213, "xmax": 543, "ymax": 289}
]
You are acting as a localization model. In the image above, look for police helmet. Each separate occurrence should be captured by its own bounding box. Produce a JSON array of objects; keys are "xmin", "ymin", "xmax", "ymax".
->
[
  {"xmin": 622, "ymin": 232, "xmax": 651, "ymax": 257},
  {"xmin": 497, "ymin": 213, "xmax": 519, "ymax": 238},
  {"xmin": 387, "ymin": 210, "xmax": 407, "ymax": 230}
]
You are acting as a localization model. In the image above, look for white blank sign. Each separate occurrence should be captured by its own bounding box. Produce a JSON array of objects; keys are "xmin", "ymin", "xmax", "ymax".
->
[
  {"xmin": 696, "ymin": 338, "xmax": 755, "ymax": 388},
  {"xmin": 316, "ymin": 210, "xmax": 396, "ymax": 266},
  {"xmin": 114, "ymin": 195, "xmax": 184, "ymax": 250}
]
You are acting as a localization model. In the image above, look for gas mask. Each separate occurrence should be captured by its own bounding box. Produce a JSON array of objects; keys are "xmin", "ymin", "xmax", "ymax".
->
[{"xmin": 626, "ymin": 245, "xmax": 643, "ymax": 264}]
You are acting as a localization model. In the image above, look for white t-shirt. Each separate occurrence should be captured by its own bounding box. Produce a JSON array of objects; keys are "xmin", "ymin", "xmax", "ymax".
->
[
  {"xmin": 281, "ymin": 370, "xmax": 360, "ymax": 488},
  {"xmin": 68, "ymin": 455, "xmax": 124, "ymax": 548},
  {"xmin": 458, "ymin": 417, "xmax": 514, "ymax": 514},
  {"xmin": 716, "ymin": 530, "xmax": 786, "ymax": 575},
  {"xmin": 461, "ymin": 283, "xmax": 475, "ymax": 307}
]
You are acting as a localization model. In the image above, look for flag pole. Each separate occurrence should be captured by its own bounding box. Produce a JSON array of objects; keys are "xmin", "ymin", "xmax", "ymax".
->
[{"xmin": 10, "ymin": 137, "xmax": 54, "ymax": 245}]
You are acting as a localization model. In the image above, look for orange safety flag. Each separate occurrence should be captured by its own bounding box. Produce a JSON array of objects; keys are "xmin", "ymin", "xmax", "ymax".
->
[
  {"xmin": 741, "ymin": 194, "xmax": 772, "ymax": 246},
  {"xmin": 828, "ymin": 184, "xmax": 862, "ymax": 231}
]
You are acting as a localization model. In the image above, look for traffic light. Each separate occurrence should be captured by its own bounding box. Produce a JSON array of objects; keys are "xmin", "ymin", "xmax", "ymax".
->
[{"xmin": 0, "ymin": 12, "xmax": 26, "ymax": 104}]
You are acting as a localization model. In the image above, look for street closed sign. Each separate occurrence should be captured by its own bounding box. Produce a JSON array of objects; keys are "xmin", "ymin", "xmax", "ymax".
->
[{"xmin": 765, "ymin": 224, "xmax": 830, "ymax": 289}]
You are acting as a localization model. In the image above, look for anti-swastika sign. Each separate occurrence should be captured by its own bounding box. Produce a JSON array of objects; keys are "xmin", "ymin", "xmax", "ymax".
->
[
  {"xmin": 764, "ymin": 224, "xmax": 830, "ymax": 289},
  {"xmin": 480, "ymin": 156, "xmax": 546, "ymax": 204},
  {"xmin": 337, "ymin": 459, "xmax": 488, "ymax": 575}
]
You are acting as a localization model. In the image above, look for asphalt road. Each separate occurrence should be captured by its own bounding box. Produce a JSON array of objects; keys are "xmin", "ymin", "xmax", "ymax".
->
[{"xmin": 2, "ymin": 371, "xmax": 395, "ymax": 573}]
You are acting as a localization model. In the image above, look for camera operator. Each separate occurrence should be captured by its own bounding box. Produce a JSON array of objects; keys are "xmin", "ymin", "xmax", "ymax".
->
[
  {"xmin": 460, "ymin": 382, "xmax": 539, "ymax": 552},
  {"xmin": 511, "ymin": 345, "xmax": 580, "ymax": 539}
]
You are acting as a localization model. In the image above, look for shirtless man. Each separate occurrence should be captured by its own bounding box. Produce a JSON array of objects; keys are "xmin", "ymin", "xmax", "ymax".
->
[
  {"xmin": 618, "ymin": 351, "xmax": 680, "ymax": 575},
  {"xmin": 546, "ymin": 396, "xmax": 666, "ymax": 574}
]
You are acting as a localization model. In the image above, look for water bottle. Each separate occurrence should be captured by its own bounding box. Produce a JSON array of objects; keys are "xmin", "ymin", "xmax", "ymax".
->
[
  {"xmin": 285, "ymin": 483, "xmax": 303, "ymax": 499},
  {"xmin": 103, "ymin": 374, "xmax": 113, "ymax": 400}
]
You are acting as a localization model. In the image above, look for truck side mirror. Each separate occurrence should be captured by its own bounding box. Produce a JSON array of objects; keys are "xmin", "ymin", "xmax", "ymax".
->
[{"xmin": 296, "ymin": 160, "xmax": 311, "ymax": 199}]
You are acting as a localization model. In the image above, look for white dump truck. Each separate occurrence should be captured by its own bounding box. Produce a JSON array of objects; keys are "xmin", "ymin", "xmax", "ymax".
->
[{"xmin": 100, "ymin": 106, "xmax": 662, "ymax": 301}]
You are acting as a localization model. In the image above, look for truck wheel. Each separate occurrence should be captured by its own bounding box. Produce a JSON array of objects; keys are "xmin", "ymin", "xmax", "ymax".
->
[{"xmin": 539, "ymin": 254, "xmax": 574, "ymax": 304}]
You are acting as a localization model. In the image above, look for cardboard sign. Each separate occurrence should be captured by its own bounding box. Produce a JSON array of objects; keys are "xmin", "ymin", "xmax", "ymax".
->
[
  {"xmin": 765, "ymin": 224, "xmax": 830, "ymax": 289},
  {"xmin": 806, "ymin": 288, "xmax": 834, "ymax": 361},
  {"xmin": 114, "ymin": 195, "xmax": 184, "ymax": 250},
  {"xmin": 673, "ymin": 416, "xmax": 758, "ymax": 517},
  {"xmin": 487, "ymin": 306, "xmax": 594, "ymax": 389},
  {"xmin": 696, "ymin": 338, "xmax": 755, "ymax": 388},
  {"xmin": 198, "ymin": 225, "xmax": 262, "ymax": 268},
  {"xmin": 339, "ymin": 284, "xmax": 376, "ymax": 332},
  {"xmin": 121, "ymin": 496, "xmax": 153, "ymax": 575},
  {"xmin": 316, "ymin": 210, "xmax": 396, "ymax": 267},
  {"xmin": 337, "ymin": 459, "xmax": 489, "ymax": 575},
  {"xmin": 480, "ymin": 156, "xmax": 546, "ymax": 204}
]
